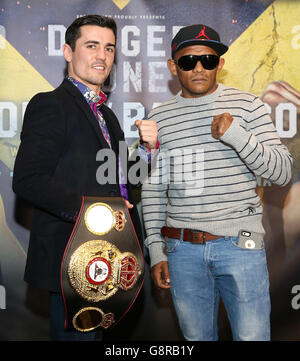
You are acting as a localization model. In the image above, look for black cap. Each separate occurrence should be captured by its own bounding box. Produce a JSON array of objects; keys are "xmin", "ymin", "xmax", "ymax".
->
[{"xmin": 171, "ymin": 24, "xmax": 228, "ymax": 58}]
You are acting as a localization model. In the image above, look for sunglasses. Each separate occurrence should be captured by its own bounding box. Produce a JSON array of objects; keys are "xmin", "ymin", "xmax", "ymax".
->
[{"xmin": 174, "ymin": 54, "xmax": 220, "ymax": 71}]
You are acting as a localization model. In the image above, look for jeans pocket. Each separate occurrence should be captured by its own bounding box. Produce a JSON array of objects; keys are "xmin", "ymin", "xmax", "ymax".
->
[
  {"xmin": 229, "ymin": 236, "xmax": 265, "ymax": 250},
  {"xmin": 166, "ymin": 237, "xmax": 180, "ymax": 253}
]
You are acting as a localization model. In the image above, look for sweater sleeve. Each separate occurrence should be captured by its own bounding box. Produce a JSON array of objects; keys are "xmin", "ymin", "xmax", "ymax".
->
[
  {"xmin": 141, "ymin": 151, "xmax": 169, "ymax": 267},
  {"xmin": 220, "ymin": 97, "xmax": 293, "ymax": 186}
]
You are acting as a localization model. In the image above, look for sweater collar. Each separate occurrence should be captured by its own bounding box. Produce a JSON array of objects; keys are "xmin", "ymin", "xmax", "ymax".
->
[{"xmin": 176, "ymin": 83, "xmax": 224, "ymax": 105}]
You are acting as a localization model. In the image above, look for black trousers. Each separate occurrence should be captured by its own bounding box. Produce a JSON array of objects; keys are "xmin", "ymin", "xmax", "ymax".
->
[{"xmin": 50, "ymin": 292, "xmax": 102, "ymax": 341}]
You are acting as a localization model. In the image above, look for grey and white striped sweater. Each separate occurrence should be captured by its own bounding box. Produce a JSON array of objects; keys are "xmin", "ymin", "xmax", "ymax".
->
[{"xmin": 141, "ymin": 83, "xmax": 293, "ymax": 267}]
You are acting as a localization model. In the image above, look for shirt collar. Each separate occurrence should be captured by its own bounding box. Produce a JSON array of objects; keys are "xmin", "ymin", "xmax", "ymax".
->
[{"xmin": 67, "ymin": 76, "xmax": 107, "ymax": 106}]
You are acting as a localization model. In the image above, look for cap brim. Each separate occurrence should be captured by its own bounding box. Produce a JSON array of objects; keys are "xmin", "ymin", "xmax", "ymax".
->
[{"xmin": 172, "ymin": 39, "xmax": 228, "ymax": 57}]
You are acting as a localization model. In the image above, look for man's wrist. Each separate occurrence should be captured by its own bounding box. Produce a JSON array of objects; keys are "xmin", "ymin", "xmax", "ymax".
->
[{"xmin": 140, "ymin": 140, "xmax": 160, "ymax": 152}]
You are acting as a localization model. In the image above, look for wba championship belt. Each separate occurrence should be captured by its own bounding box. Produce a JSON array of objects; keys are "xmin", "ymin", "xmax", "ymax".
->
[{"xmin": 60, "ymin": 196, "xmax": 144, "ymax": 332}]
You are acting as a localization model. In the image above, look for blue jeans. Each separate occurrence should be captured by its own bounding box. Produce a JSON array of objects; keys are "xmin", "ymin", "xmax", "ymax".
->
[{"xmin": 167, "ymin": 234, "xmax": 271, "ymax": 341}]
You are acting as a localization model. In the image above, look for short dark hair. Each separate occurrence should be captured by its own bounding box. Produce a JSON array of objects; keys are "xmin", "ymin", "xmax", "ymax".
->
[{"xmin": 65, "ymin": 15, "xmax": 117, "ymax": 51}]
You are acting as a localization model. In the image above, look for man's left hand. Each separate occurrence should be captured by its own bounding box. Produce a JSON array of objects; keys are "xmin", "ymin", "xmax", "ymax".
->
[
  {"xmin": 211, "ymin": 113, "xmax": 233, "ymax": 139},
  {"xmin": 135, "ymin": 119, "xmax": 158, "ymax": 149},
  {"xmin": 124, "ymin": 200, "xmax": 134, "ymax": 209}
]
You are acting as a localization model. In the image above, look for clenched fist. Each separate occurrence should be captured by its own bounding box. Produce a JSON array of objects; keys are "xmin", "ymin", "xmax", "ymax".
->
[
  {"xmin": 135, "ymin": 119, "xmax": 158, "ymax": 150},
  {"xmin": 211, "ymin": 113, "xmax": 233, "ymax": 139}
]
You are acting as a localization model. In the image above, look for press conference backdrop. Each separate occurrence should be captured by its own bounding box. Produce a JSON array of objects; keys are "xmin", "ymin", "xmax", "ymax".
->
[{"xmin": 1, "ymin": 0, "xmax": 300, "ymax": 340}]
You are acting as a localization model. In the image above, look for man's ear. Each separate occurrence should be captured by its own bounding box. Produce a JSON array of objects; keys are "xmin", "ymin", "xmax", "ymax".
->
[
  {"xmin": 217, "ymin": 57, "xmax": 225, "ymax": 74},
  {"xmin": 63, "ymin": 43, "xmax": 72, "ymax": 63},
  {"xmin": 168, "ymin": 59, "xmax": 178, "ymax": 77}
]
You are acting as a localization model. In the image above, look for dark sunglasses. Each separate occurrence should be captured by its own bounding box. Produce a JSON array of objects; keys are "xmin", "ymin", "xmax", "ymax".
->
[{"xmin": 174, "ymin": 54, "xmax": 220, "ymax": 71}]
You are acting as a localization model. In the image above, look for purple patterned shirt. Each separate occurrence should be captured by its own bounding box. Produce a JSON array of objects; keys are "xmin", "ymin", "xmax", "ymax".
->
[{"xmin": 67, "ymin": 76, "xmax": 128, "ymax": 200}]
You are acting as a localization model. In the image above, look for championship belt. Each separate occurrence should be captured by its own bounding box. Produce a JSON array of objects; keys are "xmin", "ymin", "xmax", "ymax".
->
[{"xmin": 60, "ymin": 196, "xmax": 144, "ymax": 332}]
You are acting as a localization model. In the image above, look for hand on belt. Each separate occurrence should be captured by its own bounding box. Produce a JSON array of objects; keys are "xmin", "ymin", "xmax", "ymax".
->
[{"xmin": 161, "ymin": 226, "xmax": 222, "ymax": 244}]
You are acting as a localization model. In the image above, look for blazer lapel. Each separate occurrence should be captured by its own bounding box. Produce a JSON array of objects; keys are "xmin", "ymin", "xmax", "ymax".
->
[
  {"xmin": 76, "ymin": 96, "xmax": 111, "ymax": 149},
  {"xmin": 61, "ymin": 79, "xmax": 110, "ymax": 149},
  {"xmin": 100, "ymin": 106, "xmax": 120, "ymax": 155}
]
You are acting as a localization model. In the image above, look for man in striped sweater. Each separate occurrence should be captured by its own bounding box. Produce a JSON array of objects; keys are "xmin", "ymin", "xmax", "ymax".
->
[{"xmin": 141, "ymin": 24, "xmax": 292, "ymax": 341}]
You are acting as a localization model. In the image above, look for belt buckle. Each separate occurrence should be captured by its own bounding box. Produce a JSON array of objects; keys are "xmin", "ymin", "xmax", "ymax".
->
[{"xmin": 191, "ymin": 231, "xmax": 206, "ymax": 244}]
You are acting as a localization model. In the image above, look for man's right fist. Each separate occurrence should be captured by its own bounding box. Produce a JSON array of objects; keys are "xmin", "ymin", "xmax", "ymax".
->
[
  {"xmin": 151, "ymin": 261, "xmax": 171, "ymax": 289},
  {"xmin": 135, "ymin": 119, "xmax": 158, "ymax": 150}
]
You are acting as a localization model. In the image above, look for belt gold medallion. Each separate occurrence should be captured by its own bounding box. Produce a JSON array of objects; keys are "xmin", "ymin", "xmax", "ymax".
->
[{"xmin": 61, "ymin": 196, "xmax": 144, "ymax": 332}]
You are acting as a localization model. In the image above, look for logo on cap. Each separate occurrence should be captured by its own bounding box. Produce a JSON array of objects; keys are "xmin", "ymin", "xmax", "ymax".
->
[
  {"xmin": 171, "ymin": 42, "xmax": 178, "ymax": 52},
  {"xmin": 195, "ymin": 26, "xmax": 210, "ymax": 40}
]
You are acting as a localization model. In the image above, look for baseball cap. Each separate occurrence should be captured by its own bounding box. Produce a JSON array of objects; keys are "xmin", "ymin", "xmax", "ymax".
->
[{"xmin": 171, "ymin": 24, "xmax": 228, "ymax": 58}]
